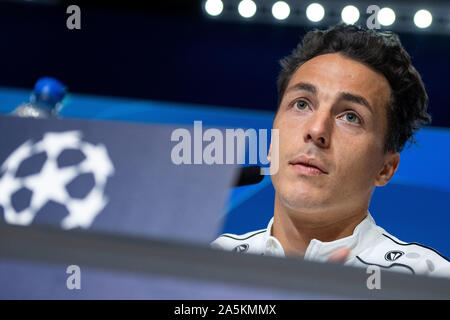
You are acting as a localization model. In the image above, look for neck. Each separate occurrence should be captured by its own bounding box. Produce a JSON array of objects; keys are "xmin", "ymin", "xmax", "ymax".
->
[{"xmin": 272, "ymin": 194, "xmax": 368, "ymax": 257}]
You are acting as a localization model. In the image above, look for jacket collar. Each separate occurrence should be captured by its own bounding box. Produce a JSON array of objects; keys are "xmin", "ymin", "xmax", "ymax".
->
[{"xmin": 262, "ymin": 212, "xmax": 378, "ymax": 261}]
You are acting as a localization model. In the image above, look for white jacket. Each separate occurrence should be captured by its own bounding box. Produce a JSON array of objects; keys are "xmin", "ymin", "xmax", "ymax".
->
[{"xmin": 211, "ymin": 213, "xmax": 450, "ymax": 278}]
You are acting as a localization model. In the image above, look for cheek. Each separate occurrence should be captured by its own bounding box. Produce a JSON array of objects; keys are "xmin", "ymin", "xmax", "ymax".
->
[
  {"xmin": 275, "ymin": 116, "xmax": 302, "ymax": 152},
  {"xmin": 271, "ymin": 119, "xmax": 300, "ymax": 186},
  {"xmin": 334, "ymin": 138, "xmax": 383, "ymax": 186}
]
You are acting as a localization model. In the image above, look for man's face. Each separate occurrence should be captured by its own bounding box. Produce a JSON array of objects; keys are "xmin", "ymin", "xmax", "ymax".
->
[{"xmin": 271, "ymin": 53, "xmax": 395, "ymax": 222}]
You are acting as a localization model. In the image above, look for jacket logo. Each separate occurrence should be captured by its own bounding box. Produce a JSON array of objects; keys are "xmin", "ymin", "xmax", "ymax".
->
[
  {"xmin": 384, "ymin": 250, "xmax": 404, "ymax": 261},
  {"xmin": 232, "ymin": 244, "xmax": 249, "ymax": 253}
]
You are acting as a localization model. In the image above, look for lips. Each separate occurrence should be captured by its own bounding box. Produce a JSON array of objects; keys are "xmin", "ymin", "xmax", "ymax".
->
[{"xmin": 289, "ymin": 155, "xmax": 328, "ymax": 174}]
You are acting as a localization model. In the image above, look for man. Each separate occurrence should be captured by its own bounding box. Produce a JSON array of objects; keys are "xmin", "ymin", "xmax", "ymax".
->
[{"xmin": 211, "ymin": 24, "xmax": 450, "ymax": 278}]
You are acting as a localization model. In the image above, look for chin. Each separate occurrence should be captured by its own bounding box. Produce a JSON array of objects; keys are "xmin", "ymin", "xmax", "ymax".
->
[{"xmin": 278, "ymin": 187, "xmax": 329, "ymax": 212}]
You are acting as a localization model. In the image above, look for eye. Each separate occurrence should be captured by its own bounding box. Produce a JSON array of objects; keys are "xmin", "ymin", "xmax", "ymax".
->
[
  {"xmin": 340, "ymin": 112, "xmax": 361, "ymax": 124},
  {"xmin": 294, "ymin": 100, "xmax": 309, "ymax": 111}
]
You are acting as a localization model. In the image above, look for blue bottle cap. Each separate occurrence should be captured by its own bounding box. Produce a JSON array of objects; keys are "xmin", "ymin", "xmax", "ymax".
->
[{"xmin": 33, "ymin": 77, "xmax": 66, "ymax": 103}]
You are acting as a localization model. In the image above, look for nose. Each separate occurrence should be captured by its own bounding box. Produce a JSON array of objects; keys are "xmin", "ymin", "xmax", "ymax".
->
[{"xmin": 304, "ymin": 110, "xmax": 332, "ymax": 149}]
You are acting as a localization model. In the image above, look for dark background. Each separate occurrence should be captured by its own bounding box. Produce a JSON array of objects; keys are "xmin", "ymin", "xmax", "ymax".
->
[{"xmin": 0, "ymin": 0, "xmax": 449, "ymax": 127}]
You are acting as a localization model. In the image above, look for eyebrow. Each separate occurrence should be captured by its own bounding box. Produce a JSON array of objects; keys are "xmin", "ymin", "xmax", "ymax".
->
[
  {"xmin": 285, "ymin": 82, "xmax": 373, "ymax": 114},
  {"xmin": 339, "ymin": 92, "xmax": 373, "ymax": 114},
  {"xmin": 285, "ymin": 82, "xmax": 317, "ymax": 95}
]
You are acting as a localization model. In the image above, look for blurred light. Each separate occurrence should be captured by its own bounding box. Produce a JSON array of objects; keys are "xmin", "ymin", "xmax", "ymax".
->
[
  {"xmin": 306, "ymin": 3, "xmax": 325, "ymax": 22},
  {"xmin": 272, "ymin": 1, "xmax": 290, "ymax": 21},
  {"xmin": 238, "ymin": 0, "xmax": 257, "ymax": 18},
  {"xmin": 377, "ymin": 7, "xmax": 396, "ymax": 26},
  {"xmin": 341, "ymin": 5, "xmax": 359, "ymax": 24},
  {"xmin": 204, "ymin": 0, "xmax": 224, "ymax": 16},
  {"xmin": 414, "ymin": 9, "xmax": 433, "ymax": 28}
]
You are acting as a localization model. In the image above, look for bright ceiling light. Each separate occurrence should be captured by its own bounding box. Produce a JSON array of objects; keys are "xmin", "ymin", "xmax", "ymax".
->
[
  {"xmin": 272, "ymin": 1, "xmax": 290, "ymax": 21},
  {"xmin": 414, "ymin": 9, "xmax": 433, "ymax": 29},
  {"xmin": 377, "ymin": 7, "xmax": 396, "ymax": 26},
  {"xmin": 204, "ymin": 0, "xmax": 224, "ymax": 17},
  {"xmin": 306, "ymin": 3, "xmax": 325, "ymax": 22},
  {"xmin": 341, "ymin": 5, "xmax": 360, "ymax": 24},
  {"xmin": 238, "ymin": 0, "xmax": 257, "ymax": 19}
]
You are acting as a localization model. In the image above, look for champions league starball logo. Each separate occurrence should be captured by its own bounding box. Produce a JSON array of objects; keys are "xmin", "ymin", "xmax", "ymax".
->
[{"xmin": 0, "ymin": 131, "xmax": 114, "ymax": 229}]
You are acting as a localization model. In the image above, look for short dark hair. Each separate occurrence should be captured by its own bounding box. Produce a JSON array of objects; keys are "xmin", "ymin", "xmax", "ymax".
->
[{"xmin": 277, "ymin": 24, "xmax": 431, "ymax": 153}]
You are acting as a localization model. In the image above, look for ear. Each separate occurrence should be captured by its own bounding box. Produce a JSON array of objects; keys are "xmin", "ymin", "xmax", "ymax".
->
[{"xmin": 375, "ymin": 152, "xmax": 400, "ymax": 187}]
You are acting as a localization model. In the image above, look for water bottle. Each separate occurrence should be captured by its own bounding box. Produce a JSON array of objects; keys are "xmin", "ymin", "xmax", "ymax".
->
[{"xmin": 12, "ymin": 77, "xmax": 67, "ymax": 118}]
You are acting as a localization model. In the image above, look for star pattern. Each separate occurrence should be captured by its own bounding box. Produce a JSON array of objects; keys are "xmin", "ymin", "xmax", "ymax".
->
[
  {"xmin": 0, "ymin": 172, "xmax": 21, "ymax": 206},
  {"xmin": 0, "ymin": 130, "xmax": 114, "ymax": 229},
  {"xmin": 23, "ymin": 160, "xmax": 78, "ymax": 210},
  {"xmin": 79, "ymin": 142, "xmax": 114, "ymax": 184},
  {"xmin": 34, "ymin": 131, "xmax": 82, "ymax": 158}
]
